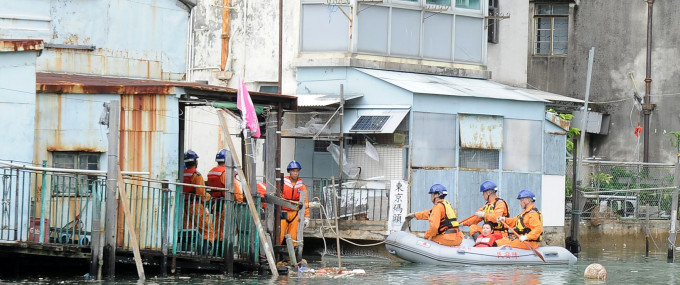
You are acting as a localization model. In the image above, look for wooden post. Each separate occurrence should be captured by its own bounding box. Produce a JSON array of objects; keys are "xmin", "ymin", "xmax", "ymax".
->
[
  {"xmin": 160, "ymin": 181, "xmax": 169, "ymax": 277},
  {"xmin": 296, "ymin": 191, "xmax": 306, "ymax": 259},
  {"xmin": 668, "ymin": 159, "xmax": 680, "ymax": 262},
  {"xmin": 104, "ymin": 100, "xmax": 120, "ymax": 278},
  {"xmin": 265, "ymin": 113, "xmax": 277, "ymax": 236},
  {"xmin": 332, "ymin": 177, "xmax": 342, "ymax": 268},
  {"xmin": 285, "ymin": 234, "xmax": 298, "ymax": 272},
  {"xmin": 216, "ymin": 110, "xmax": 278, "ymax": 277},
  {"xmin": 116, "ymin": 170, "xmax": 146, "ymax": 280},
  {"xmin": 222, "ymin": 153, "xmax": 235, "ymax": 274}
]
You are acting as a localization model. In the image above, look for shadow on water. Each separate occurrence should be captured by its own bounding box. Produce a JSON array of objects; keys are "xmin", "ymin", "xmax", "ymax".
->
[{"xmin": 3, "ymin": 238, "xmax": 680, "ymax": 284}]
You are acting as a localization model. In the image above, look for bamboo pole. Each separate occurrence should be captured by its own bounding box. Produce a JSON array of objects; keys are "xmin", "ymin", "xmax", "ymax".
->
[{"xmin": 116, "ymin": 169, "xmax": 146, "ymax": 281}]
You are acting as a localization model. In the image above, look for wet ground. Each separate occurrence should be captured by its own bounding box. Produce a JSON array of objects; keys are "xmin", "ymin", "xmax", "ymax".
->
[{"xmin": 3, "ymin": 237, "xmax": 679, "ymax": 284}]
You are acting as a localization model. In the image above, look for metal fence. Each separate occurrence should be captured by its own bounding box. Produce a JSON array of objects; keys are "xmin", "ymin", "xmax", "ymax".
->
[
  {"xmin": 565, "ymin": 160, "xmax": 677, "ymax": 220},
  {"xmin": 308, "ymin": 178, "xmax": 390, "ymax": 221},
  {"xmin": 0, "ymin": 165, "xmax": 263, "ymax": 263}
]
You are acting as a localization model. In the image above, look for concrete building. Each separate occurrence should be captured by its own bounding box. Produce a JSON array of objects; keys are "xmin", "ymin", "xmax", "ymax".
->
[{"xmin": 527, "ymin": 0, "xmax": 679, "ymax": 163}]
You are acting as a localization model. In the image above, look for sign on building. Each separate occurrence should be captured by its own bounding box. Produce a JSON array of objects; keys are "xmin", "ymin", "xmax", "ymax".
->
[{"xmin": 387, "ymin": 180, "xmax": 408, "ymax": 234}]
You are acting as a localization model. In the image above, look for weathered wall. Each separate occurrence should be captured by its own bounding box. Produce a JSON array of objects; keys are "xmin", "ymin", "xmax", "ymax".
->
[
  {"xmin": 1, "ymin": 0, "xmax": 189, "ymax": 80},
  {"xmin": 528, "ymin": 1, "xmax": 680, "ymax": 163},
  {"xmin": 486, "ymin": 0, "xmax": 529, "ymax": 87}
]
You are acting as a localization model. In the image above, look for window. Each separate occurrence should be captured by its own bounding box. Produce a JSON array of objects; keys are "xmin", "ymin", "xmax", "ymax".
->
[
  {"xmin": 488, "ymin": 0, "xmax": 499, "ymax": 44},
  {"xmin": 534, "ymin": 4, "xmax": 569, "ymax": 55},
  {"xmin": 456, "ymin": 0, "xmax": 480, "ymax": 10},
  {"xmin": 259, "ymin": 85, "xmax": 279, "ymax": 93},
  {"xmin": 459, "ymin": 148, "xmax": 499, "ymax": 169},
  {"xmin": 314, "ymin": 140, "xmax": 331, "ymax": 152},
  {"xmin": 52, "ymin": 152, "xmax": 101, "ymax": 196},
  {"xmin": 412, "ymin": 112, "xmax": 456, "ymax": 167}
]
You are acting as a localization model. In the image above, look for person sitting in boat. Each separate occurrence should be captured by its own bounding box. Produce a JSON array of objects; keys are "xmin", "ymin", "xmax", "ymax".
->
[
  {"xmin": 460, "ymin": 180, "xmax": 509, "ymax": 241},
  {"xmin": 495, "ymin": 189, "xmax": 543, "ymax": 250},
  {"xmin": 405, "ymin": 184, "xmax": 463, "ymax": 246},
  {"xmin": 474, "ymin": 222, "xmax": 503, "ymax": 247}
]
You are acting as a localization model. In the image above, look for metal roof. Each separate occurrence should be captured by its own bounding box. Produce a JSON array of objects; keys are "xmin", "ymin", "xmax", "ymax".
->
[
  {"xmin": 355, "ymin": 68, "xmax": 548, "ymax": 103},
  {"xmin": 36, "ymin": 72, "xmax": 297, "ymax": 109},
  {"xmin": 520, "ymin": 88, "xmax": 585, "ymax": 104}
]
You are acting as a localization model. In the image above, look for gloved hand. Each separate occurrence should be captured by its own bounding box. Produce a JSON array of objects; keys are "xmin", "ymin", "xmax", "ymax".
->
[
  {"xmin": 519, "ymin": 235, "xmax": 528, "ymax": 242},
  {"xmin": 496, "ymin": 216, "xmax": 506, "ymax": 223},
  {"xmin": 405, "ymin": 213, "xmax": 415, "ymax": 220},
  {"xmin": 475, "ymin": 211, "xmax": 485, "ymax": 218},
  {"xmin": 304, "ymin": 217, "xmax": 310, "ymax": 228}
]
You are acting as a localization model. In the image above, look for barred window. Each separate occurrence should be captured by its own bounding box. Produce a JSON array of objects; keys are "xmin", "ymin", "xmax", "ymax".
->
[
  {"xmin": 52, "ymin": 152, "xmax": 101, "ymax": 196},
  {"xmin": 534, "ymin": 4, "xmax": 569, "ymax": 55}
]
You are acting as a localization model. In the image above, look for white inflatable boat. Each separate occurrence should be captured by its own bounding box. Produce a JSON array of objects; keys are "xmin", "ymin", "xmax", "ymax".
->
[{"xmin": 385, "ymin": 231, "xmax": 577, "ymax": 266}]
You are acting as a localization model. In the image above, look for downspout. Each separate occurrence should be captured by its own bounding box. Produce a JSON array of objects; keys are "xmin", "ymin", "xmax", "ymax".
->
[
  {"xmin": 221, "ymin": 0, "xmax": 231, "ymax": 71},
  {"xmin": 642, "ymin": 0, "xmax": 655, "ymax": 162},
  {"xmin": 186, "ymin": 8, "xmax": 195, "ymax": 82}
]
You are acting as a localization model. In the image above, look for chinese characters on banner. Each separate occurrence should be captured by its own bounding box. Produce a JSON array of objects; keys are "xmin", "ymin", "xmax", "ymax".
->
[{"xmin": 387, "ymin": 180, "xmax": 408, "ymax": 234}]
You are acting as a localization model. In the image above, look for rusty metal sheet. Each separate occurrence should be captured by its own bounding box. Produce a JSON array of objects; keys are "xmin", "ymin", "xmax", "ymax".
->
[
  {"xmin": 0, "ymin": 40, "xmax": 44, "ymax": 53},
  {"xmin": 545, "ymin": 112, "xmax": 570, "ymax": 131},
  {"xmin": 459, "ymin": 114, "xmax": 503, "ymax": 149}
]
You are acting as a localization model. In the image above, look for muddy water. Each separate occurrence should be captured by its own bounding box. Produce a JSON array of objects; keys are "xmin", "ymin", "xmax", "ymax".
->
[{"xmin": 4, "ymin": 238, "xmax": 679, "ymax": 284}]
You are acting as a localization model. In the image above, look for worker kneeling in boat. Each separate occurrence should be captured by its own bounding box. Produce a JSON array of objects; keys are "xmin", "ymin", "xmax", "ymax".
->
[
  {"xmin": 405, "ymin": 184, "xmax": 463, "ymax": 246},
  {"xmin": 474, "ymin": 222, "xmax": 503, "ymax": 247},
  {"xmin": 461, "ymin": 180, "xmax": 509, "ymax": 241},
  {"xmin": 495, "ymin": 189, "xmax": 543, "ymax": 250}
]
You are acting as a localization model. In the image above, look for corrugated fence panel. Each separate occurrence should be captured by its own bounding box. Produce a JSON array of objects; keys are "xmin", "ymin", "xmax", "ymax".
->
[
  {"xmin": 457, "ymin": 170, "xmax": 500, "ymax": 221},
  {"xmin": 410, "ymin": 169, "xmax": 456, "ymax": 231},
  {"xmin": 501, "ymin": 172, "xmax": 542, "ymax": 215}
]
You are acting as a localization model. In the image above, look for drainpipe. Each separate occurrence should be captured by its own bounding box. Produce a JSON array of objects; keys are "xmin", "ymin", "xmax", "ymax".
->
[
  {"xmin": 221, "ymin": 0, "xmax": 231, "ymax": 71},
  {"xmin": 278, "ymin": 0, "xmax": 283, "ymax": 93},
  {"xmin": 643, "ymin": 0, "xmax": 655, "ymax": 162}
]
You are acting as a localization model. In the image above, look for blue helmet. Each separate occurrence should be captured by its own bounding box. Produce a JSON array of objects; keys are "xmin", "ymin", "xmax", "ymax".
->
[
  {"xmin": 480, "ymin": 180, "xmax": 498, "ymax": 192},
  {"xmin": 428, "ymin": 184, "xmax": 448, "ymax": 196},
  {"xmin": 184, "ymin": 150, "xmax": 199, "ymax": 162},
  {"xmin": 215, "ymin": 149, "xmax": 227, "ymax": 162},
  {"xmin": 517, "ymin": 189, "xmax": 535, "ymax": 201},
  {"xmin": 287, "ymin": 160, "xmax": 302, "ymax": 171}
]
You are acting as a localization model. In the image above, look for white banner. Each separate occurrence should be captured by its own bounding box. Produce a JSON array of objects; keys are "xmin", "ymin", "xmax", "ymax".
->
[{"xmin": 387, "ymin": 180, "xmax": 408, "ymax": 234}]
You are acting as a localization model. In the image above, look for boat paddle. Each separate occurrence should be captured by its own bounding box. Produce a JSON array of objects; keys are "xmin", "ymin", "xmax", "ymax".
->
[
  {"xmin": 401, "ymin": 215, "xmax": 413, "ymax": 231},
  {"xmin": 500, "ymin": 220, "xmax": 546, "ymax": 262}
]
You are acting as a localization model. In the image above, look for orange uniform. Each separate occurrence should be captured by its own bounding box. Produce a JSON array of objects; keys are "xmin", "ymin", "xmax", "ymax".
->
[
  {"xmin": 257, "ymin": 182, "xmax": 267, "ymax": 209},
  {"xmin": 495, "ymin": 202, "xmax": 543, "ymax": 249},
  {"xmin": 462, "ymin": 197, "xmax": 509, "ymax": 237},
  {"xmin": 182, "ymin": 168, "xmax": 214, "ymax": 241},
  {"xmin": 279, "ymin": 176, "xmax": 309, "ymax": 245},
  {"xmin": 414, "ymin": 199, "xmax": 463, "ymax": 246}
]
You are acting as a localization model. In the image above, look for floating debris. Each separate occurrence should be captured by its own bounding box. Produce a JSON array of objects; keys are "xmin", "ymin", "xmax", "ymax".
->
[{"xmin": 584, "ymin": 263, "xmax": 607, "ymax": 281}]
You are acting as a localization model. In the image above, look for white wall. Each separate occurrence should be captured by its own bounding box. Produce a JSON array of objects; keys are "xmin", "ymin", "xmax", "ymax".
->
[
  {"xmin": 486, "ymin": 1, "xmax": 529, "ymax": 87},
  {"xmin": 541, "ymin": 174, "xmax": 566, "ymax": 227}
]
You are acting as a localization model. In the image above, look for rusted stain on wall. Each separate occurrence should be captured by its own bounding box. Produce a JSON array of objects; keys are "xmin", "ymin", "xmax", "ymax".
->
[
  {"xmin": 459, "ymin": 114, "xmax": 504, "ymax": 149},
  {"xmin": 0, "ymin": 39, "xmax": 44, "ymax": 53}
]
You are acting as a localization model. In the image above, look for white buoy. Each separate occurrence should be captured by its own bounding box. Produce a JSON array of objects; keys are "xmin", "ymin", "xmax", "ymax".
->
[{"xmin": 584, "ymin": 263, "xmax": 607, "ymax": 281}]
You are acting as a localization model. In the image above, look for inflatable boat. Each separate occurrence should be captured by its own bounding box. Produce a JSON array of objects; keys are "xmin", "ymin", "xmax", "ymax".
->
[{"xmin": 385, "ymin": 231, "xmax": 577, "ymax": 266}]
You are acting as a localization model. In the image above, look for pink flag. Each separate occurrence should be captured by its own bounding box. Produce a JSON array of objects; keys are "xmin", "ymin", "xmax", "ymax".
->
[{"xmin": 237, "ymin": 78, "xmax": 261, "ymax": 138}]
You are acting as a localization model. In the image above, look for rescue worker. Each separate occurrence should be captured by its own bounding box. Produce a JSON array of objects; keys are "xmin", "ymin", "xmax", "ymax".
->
[
  {"xmin": 257, "ymin": 182, "xmax": 267, "ymax": 209},
  {"xmin": 460, "ymin": 180, "xmax": 509, "ymax": 240},
  {"xmin": 206, "ymin": 149, "xmax": 231, "ymax": 243},
  {"xmin": 279, "ymin": 161, "xmax": 310, "ymax": 245},
  {"xmin": 496, "ymin": 189, "xmax": 543, "ymax": 250},
  {"xmin": 182, "ymin": 150, "xmax": 215, "ymax": 244},
  {"xmin": 233, "ymin": 170, "xmax": 244, "ymax": 203},
  {"xmin": 474, "ymin": 222, "xmax": 503, "ymax": 247},
  {"xmin": 405, "ymin": 184, "xmax": 463, "ymax": 246}
]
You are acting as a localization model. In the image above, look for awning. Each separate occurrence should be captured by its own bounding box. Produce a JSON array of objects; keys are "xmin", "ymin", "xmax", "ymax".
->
[
  {"xmin": 345, "ymin": 108, "xmax": 409, "ymax": 134},
  {"xmin": 296, "ymin": 93, "xmax": 363, "ymax": 107}
]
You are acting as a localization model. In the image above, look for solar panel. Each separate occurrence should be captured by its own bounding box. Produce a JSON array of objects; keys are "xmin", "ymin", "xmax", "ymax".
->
[{"xmin": 350, "ymin": 115, "xmax": 390, "ymax": 131}]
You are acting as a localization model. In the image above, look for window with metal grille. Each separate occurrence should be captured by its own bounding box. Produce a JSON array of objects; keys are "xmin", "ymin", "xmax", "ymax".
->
[
  {"xmin": 459, "ymin": 148, "xmax": 499, "ymax": 170},
  {"xmin": 488, "ymin": 0, "xmax": 499, "ymax": 44},
  {"xmin": 534, "ymin": 3, "xmax": 569, "ymax": 55},
  {"xmin": 52, "ymin": 152, "xmax": 101, "ymax": 196},
  {"xmin": 314, "ymin": 140, "xmax": 332, "ymax": 152},
  {"xmin": 350, "ymin": 115, "xmax": 390, "ymax": 132}
]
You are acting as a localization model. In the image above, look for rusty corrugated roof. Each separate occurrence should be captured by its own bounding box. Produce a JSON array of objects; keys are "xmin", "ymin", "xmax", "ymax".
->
[
  {"xmin": 36, "ymin": 72, "xmax": 297, "ymax": 109},
  {"xmin": 0, "ymin": 39, "xmax": 44, "ymax": 53}
]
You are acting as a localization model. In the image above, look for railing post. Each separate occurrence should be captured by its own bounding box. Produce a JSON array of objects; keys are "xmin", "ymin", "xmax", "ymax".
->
[
  {"xmin": 161, "ymin": 181, "xmax": 169, "ymax": 277},
  {"xmin": 171, "ymin": 182, "xmax": 181, "ymax": 274},
  {"xmin": 668, "ymin": 160, "xmax": 680, "ymax": 262},
  {"xmin": 39, "ymin": 160, "xmax": 48, "ymax": 245},
  {"xmin": 104, "ymin": 100, "xmax": 120, "ymax": 278}
]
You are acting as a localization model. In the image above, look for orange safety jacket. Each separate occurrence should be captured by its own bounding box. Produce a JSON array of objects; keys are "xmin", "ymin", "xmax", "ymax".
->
[
  {"xmin": 257, "ymin": 182, "xmax": 267, "ymax": 209},
  {"xmin": 183, "ymin": 168, "xmax": 208, "ymax": 202},
  {"xmin": 475, "ymin": 233, "xmax": 503, "ymax": 247},
  {"xmin": 434, "ymin": 199, "xmax": 459, "ymax": 234},
  {"xmin": 281, "ymin": 176, "xmax": 309, "ymax": 217},
  {"xmin": 483, "ymin": 198, "xmax": 509, "ymax": 231},
  {"xmin": 207, "ymin": 165, "xmax": 226, "ymax": 198},
  {"xmin": 514, "ymin": 207, "xmax": 544, "ymax": 242}
]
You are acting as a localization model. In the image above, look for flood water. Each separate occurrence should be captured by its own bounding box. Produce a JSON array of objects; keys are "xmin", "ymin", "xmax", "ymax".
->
[{"xmin": 4, "ymin": 239, "xmax": 679, "ymax": 284}]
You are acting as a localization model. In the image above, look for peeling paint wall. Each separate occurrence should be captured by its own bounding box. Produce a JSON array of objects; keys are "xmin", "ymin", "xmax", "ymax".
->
[
  {"xmin": 486, "ymin": 0, "xmax": 529, "ymax": 87},
  {"xmin": 1, "ymin": 0, "xmax": 189, "ymax": 80}
]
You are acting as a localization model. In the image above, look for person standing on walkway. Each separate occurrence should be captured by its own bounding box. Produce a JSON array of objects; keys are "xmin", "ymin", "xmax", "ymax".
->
[
  {"xmin": 496, "ymin": 189, "xmax": 543, "ymax": 250},
  {"xmin": 207, "ymin": 149, "xmax": 230, "ymax": 243},
  {"xmin": 279, "ymin": 160, "xmax": 309, "ymax": 245},
  {"xmin": 182, "ymin": 150, "xmax": 215, "ymax": 244},
  {"xmin": 460, "ymin": 180, "xmax": 509, "ymax": 240},
  {"xmin": 405, "ymin": 184, "xmax": 463, "ymax": 246}
]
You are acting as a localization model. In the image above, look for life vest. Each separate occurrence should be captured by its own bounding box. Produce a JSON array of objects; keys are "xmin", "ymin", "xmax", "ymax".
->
[
  {"xmin": 182, "ymin": 168, "xmax": 200, "ymax": 194},
  {"xmin": 483, "ymin": 197, "xmax": 509, "ymax": 231},
  {"xmin": 281, "ymin": 176, "xmax": 304, "ymax": 211},
  {"xmin": 207, "ymin": 165, "xmax": 226, "ymax": 198},
  {"xmin": 433, "ymin": 199, "xmax": 459, "ymax": 234},
  {"xmin": 257, "ymin": 182, "xmax": 267, "ymax": 209},
  {"xmin": 514, "ymin": 207, "xmax": 543, "ymax": 242},
  {"xmin": 475, "ymin": 234, "xmax": 497, "ymax": 247}
]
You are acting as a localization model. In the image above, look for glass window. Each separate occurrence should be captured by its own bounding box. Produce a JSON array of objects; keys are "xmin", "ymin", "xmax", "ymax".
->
[
  {"xmin": 455, "ymin": 0, "xmax": 480, "ymax": 10},
  {"xmin": 259, "ymin": 85, "xmax": 279, "ymax": 93},
  {"xmin": 533, "ymin": 4, "xmax": 569, "ymax": 55},
  {"xmin": 357, "ymin": 6, "xmax": 389, "ymax": 54},
  {"xmin": 454, "ymin": 16, "xmax": 483, "ymax": 63},
  {"xmin": 459, "ymin": 148, "xmax": 499, "ymax": 169},
  {"xmin": 52, "ymin": 152, "xmax": 101, "ymax": 196},
  {"xmin": 427, "ymin": 0, "xmax": 452, "ymax": 5},
  {"xmin": 390, "ymin": 8, "xmax": 421, "ymax": 57},
  {"xmin": 502, "ymin": 119, "xmax": 542, "ymax": 172},
  {"xmin": 301, "ymin": 4, "xmax": 350, "ymax": 52},
  {"xmin": 423, "ymin": 12, "xmax": 453, "ymax": 60}
]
